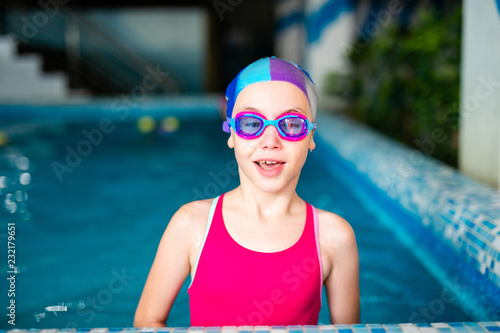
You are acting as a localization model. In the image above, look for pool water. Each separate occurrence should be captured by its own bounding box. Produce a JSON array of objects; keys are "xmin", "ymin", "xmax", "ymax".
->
[{"xmin": 0, "ymin": 117, "xmax": 471, "ymax": 328}]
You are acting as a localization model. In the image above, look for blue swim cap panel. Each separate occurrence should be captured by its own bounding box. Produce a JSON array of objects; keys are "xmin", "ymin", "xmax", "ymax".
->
[
  {"xmin": 235, "ymin": 58, "xmax": 272, "ymax": 96},
  {"xmin": 225, "ymin": 57, "xmax": 312, "ymax": 118},
  {"xmin": 225, "ymin": 58, "xmax": 271, "ymax": 118}
]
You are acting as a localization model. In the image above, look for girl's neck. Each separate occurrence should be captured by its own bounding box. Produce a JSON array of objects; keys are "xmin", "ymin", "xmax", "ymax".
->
[{"xmin": 227, "ymin": 186, "xmax": 303, "ymax": 222}]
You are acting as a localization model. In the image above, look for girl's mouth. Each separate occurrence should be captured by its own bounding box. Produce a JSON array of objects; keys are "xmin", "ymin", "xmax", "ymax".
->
[
  {"xmin": 255, "ymin": 160, "xmax": 285, "ymax": 168},
  {"xmin": 254, "ymin": 160, "xmax": 286, "ymax": 175}
]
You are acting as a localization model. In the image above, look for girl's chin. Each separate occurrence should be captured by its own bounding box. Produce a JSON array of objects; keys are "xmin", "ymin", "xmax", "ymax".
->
[{"xmin": 252, "ymin": 177, "xmax": 292, "ymax": 194}]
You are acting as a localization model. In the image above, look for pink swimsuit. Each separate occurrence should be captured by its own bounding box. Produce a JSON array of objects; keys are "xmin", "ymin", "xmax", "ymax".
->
[{"xmin": 188, "ymin": 193, "xmax": 323, "ymax": 326}]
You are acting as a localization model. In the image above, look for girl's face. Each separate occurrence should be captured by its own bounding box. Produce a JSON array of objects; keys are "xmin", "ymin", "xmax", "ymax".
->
[{"xmin": 227, "ymin": 81, "xmax": 316, "ymax": 194}]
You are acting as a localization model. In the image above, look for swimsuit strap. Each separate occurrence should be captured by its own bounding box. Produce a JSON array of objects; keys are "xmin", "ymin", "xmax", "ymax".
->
[
  {"xmin": 189, "ymin": 195, "xmax": 220, "ymax": 288},
  {"xmin": 312, "ymin": 206, "xmax": 323, "ymax": 305}
]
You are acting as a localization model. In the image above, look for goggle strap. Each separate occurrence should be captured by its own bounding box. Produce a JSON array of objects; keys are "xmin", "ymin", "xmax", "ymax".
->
[{"xmin": 222, "ymin": 119, "xmax": 231, "ymax": 133}]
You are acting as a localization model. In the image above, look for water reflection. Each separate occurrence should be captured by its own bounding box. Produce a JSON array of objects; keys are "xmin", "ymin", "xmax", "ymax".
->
[{"xmin": 20, "ymin": 172, "xmax": 31, "ymax": 185}]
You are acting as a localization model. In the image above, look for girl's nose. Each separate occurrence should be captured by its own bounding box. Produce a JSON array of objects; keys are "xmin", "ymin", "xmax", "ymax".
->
[{"xmin": 259, "ymin": 125, "xmax": 282, "ymax": 150}]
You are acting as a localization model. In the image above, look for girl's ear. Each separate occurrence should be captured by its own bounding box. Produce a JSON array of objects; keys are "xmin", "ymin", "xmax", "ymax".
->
[
  {"xmin": 308, "ymin": 134, "xmax": 316, "ymax": 151},
  {"xmin": 227, "ymin": 133, "xmax": 234, "ymax": 149}
]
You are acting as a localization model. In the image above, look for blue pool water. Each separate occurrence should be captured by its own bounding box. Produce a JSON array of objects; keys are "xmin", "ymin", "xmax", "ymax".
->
[{"xmin": 0, "ymin": 115, "xmax": 473, "ymax": 328}]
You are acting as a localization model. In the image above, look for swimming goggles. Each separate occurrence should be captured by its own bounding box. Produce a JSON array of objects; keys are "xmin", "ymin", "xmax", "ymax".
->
[{"xmin": 223, "ymin": 112, "xmax": 316, "ymax": 141}]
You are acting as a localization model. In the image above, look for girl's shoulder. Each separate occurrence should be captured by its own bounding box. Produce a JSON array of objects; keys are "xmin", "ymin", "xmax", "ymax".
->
[
  {"xmin": 315, "ymin": 207, "xmax": 357, "ymax": 252},
  {"xmin": 166, "ymin": 198, "xmax": 216, "ymax": 243},
  {"xmin": 172, "ymin": 198, "xmax": 214, "ymax": 227}
]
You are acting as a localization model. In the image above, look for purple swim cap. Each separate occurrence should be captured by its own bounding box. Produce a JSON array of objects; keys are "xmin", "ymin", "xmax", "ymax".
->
[{"xmin": 225, "ymin": 57, "xmax": 316, "ymax": 119}]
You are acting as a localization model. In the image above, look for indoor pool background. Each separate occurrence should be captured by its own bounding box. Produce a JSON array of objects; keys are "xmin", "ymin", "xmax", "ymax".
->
[{"xmin": 0, "ymin": 114, "xmax": 472, "ymax": 328}]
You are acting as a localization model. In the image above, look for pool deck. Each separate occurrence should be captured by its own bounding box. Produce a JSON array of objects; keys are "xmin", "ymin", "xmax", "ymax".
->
[
  {"xmin": 316, "ymin": 113, "xmax": 500, "ymax": 290},
  {"xmin": 2, "ymin": 322, "xmax": 500, "ymax": 333}
]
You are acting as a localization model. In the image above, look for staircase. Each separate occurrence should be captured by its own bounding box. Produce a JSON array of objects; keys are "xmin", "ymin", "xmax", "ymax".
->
[{"xmin": 0, "ymin": 36, "xmax": 70, "ymax": 101}]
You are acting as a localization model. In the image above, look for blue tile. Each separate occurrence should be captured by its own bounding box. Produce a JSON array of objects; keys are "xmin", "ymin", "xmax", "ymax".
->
[
  {"xmin": 448, "ymin": 324, "xmax": 465, "ymax": 328},
  {"xmin": 465, "ymin": 231, "xmax": 487, "ymax": 249},
  {"xmin": 205, "ymin": 329, "xmax": 221, "ymax": 333},
  {"xmin": 463, "ymin": 219, "xmax": 475, "ymax": 229},
  {"xmin": 371, "ymin": 329, "xmax": 387, "ymax": 333},
  {"xmin": 485, "ymin": 328, "xmax": 500, "ymax": 332},
  {"xmin": 339, "ymin": 329, "xmax": 353, "ymax": 333},
  {"xmin": 483, "ymin": 221, "xmax": 497, "ymax": 229},
  {"xmin": 415, "ymin": 324, "xmax": 432, "ymax": 327},
  {"xmin": 304, "ymin": 326, "xmax": 320, "ymax": 333},
  {"xmin": 450, "ymin": 328, "xmax": 468, "ymax": 332},
  {"xmin": 172, "ymin": 329, "xmax": 188, "ymax": 333},
  {"xmin": 185, "ymin": 329, "xmax": 202, "ymax": 333}
]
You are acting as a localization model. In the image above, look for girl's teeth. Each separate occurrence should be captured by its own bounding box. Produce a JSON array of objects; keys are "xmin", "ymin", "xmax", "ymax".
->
[{"xmin": 260, "ymin": 161, "xmax": 277, "ymax": 165}]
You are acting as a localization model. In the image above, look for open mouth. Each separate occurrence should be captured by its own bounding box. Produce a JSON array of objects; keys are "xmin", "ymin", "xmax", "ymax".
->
[{"xmin": 254, "ymin": 160, "xmax": 285, "ymax": 170}]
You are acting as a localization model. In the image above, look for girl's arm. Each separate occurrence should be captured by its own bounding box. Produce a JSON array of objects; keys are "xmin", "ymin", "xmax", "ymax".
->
[
  {"xmin": 134, "ymin": 202, "xmax": 207, "ymax": 327},
  {"xmin": 321, "ymin": 212, "xmax": 360, "ymax": 324}
]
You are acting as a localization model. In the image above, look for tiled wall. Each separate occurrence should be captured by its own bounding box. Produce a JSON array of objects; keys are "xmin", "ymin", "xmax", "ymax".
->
[
  {"xmin": 2, "ymin": 322, "xmax": 500, "ymax": 333},
  {"xmin": 316, "ymin": 114, "xmax": 500, "ymax": 288}
]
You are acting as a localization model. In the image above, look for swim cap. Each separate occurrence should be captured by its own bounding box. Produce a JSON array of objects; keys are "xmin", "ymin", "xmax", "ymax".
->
[{"xmin": 225, "ymin": 57, "xmax": 316, "ymax": 119}]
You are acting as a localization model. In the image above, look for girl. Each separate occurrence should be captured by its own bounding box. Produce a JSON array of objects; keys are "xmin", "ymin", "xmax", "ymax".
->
[{"xmin": 134, "ymin": 57, "xmax": 360, "ymax": 327}]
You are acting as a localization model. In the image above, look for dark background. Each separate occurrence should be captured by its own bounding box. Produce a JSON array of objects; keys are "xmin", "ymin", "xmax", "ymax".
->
[{"xmin": 0, "ymin": 0, "xmax": 275, "ymax": 94}]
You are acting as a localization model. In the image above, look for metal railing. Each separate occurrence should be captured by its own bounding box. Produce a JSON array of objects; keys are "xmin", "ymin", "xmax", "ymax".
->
[{"xmin": 2, "ymin": 2, "xmax": 180, "ymax": 95}]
